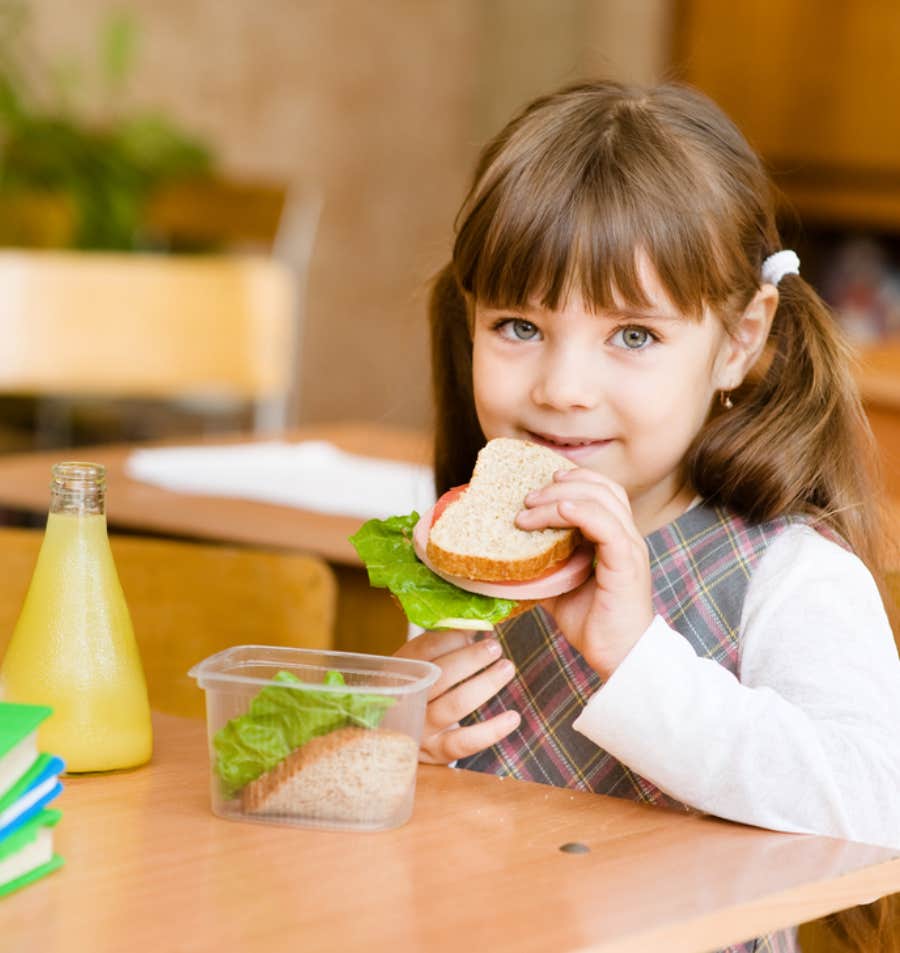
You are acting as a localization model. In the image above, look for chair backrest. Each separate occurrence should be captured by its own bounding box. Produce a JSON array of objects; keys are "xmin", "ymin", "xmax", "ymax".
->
[
  {"xmin": 0, "ymin": 249, "xmax": 297, "ymax": 429},
  {"xmin": 0, "ymin": 527, "xmax": 337, "ymax": 718},
  {"xmin": 144, "ymin": 178, "xmax": 289, "ymax": 250}
]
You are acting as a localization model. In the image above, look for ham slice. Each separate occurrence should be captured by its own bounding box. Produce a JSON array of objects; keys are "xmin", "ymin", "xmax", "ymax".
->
[{"xmin": 412, "ymin": 505, "xmax": 593, "ymax": 599}]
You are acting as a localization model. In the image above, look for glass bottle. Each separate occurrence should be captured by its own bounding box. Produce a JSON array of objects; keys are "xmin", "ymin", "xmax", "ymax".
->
[{"xmin": 0, "ymin": 462, "xmax": 152, "ymax": 771}]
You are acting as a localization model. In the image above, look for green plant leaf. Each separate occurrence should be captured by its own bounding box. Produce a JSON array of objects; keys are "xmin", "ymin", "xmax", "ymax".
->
[
  {"xmin": 0, "ymin": 5, "xmax": 215, "ymax": 250},
  {"xmin": 100, "ymin": 11, "xmax": 138, "ymax": 90},
  {"xmin": 112, "ymin": 114, "xmax": 212, "ymax": 180}
]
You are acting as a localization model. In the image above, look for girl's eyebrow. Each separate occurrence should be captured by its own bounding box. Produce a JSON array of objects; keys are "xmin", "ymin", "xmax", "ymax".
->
[
  {"xmin": 609, "ymin": 307, "xmax": 681, "ymax": 322},
  {"xmin": 475, "ymin": 304, "xmax": 529, "ymax": 316},
  {"xmin": 477, "ymin": 303, "xmax": 681, "ymax": 322}
]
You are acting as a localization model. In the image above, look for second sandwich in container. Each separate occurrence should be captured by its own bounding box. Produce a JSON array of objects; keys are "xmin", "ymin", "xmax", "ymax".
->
[{"xmin": 189, "ymin": 645, "xmax": 439, "ymax": 832}]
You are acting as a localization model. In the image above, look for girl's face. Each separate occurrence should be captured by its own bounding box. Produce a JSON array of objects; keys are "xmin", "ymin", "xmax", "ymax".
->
[{"xmin": 471, "ymin": 258, "xmax": 753, "ymax": 534}]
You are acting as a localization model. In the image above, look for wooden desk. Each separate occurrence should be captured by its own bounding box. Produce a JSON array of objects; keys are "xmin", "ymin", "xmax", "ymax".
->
[
  {"xmin": 0, "ymin": 422, "xmax": 432, "ymax": 657},
  {"xmin": 0, "ymin": 422, "xmax": 431, "ymax": 564},
  {"xmin": 6, "ymin": 712, "xmax": 900, "ymax": 953}
]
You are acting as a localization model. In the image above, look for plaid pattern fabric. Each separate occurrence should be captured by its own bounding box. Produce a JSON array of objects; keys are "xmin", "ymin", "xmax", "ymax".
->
[{"xmin": 458, "ymin": 503, "xmax": 822, "ymax": 953}]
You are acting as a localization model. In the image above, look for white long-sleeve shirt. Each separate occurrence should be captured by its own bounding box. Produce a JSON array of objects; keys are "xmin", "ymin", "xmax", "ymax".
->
[{"xmin": 573, "ymin": 523, "xmax": 900, "ymax": 849}]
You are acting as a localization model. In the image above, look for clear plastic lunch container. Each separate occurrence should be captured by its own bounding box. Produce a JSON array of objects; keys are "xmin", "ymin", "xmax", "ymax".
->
[{"xmin": 188, "ymin": 645, "xmax": 440, "ymax": 832}]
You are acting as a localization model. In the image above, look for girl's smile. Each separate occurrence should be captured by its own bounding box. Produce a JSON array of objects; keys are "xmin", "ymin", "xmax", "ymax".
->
[{"xmin": 525, "ymin": 431, "xmax": 615, "ymax": 462}]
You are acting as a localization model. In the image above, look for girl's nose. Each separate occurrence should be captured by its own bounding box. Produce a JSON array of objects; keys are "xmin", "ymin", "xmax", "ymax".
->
[{"xmin": 531, "ymin": 353, "xmax": 599, "ymax": 411}]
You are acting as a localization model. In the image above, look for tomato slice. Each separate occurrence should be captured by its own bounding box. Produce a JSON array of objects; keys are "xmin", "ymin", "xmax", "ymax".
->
[{"xmin": 431, "ymin": 483, "xmax": 468, "ymax": 527}]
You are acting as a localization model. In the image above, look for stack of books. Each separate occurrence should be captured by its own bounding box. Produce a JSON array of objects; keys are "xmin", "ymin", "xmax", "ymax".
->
[{"xmin": 0, "ymin": 702, "xmax": 64, "ymax": 897}]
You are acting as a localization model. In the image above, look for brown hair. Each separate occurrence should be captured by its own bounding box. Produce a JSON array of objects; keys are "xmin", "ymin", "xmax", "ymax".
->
[
  {"xmin": 430, "ymin": 80, "xmax": 897, "ymax": 951},
  {"xmin": 432, "ymin": 80, "xmax": 892, "ymax": 570}
]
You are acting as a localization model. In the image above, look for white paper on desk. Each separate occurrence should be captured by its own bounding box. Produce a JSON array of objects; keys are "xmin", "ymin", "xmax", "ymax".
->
[{"xmin": 125, "ymin": 440, "xmax": 436, "ymax": 521}]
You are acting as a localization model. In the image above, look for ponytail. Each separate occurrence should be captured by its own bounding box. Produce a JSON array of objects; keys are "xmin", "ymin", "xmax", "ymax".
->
[
  {"xmin": 429, "ymin": 263, "xmax": 484, "ymax": 496},
  {"xmin": 687, "ymin": 273, "xmax": 891, "ymax": 580}
]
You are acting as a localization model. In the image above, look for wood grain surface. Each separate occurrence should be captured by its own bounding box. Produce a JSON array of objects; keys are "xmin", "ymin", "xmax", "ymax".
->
[{"xmin": 4, "ymin": 712, "xmax": 900, "ymax": 953}]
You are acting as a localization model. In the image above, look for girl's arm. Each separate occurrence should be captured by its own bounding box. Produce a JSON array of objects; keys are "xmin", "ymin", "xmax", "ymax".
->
[{"xmin": 572, "ymin": 525, "xmax": 900, "ymax": 849}]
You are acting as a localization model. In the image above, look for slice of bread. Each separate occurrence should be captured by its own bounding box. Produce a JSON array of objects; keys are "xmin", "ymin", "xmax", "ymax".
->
[
  {"xmin": 427, "ymin": 438, "xmax": 577, "ymax": 582},
  {"xmin": 241, "ymin": 727, "xmax": 418, "ymax": 825}
]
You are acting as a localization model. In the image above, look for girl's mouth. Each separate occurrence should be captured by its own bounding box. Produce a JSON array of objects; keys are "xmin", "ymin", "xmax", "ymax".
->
[{"xmin": 526, "ymin": 431, "xmax": 613, "ymax": 459}]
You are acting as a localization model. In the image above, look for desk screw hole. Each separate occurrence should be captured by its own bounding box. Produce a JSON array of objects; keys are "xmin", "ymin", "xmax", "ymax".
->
[{"xmin": 559, "ymin": 842, "xmax": 590, "ymax": 854}]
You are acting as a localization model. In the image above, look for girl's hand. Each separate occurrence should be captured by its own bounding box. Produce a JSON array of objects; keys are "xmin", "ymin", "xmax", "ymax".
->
[
  {"xmin": 516, "ymin": 468, "xmax": 654, "ymax": 680},
  {"xmin": 394, "ymin": 628, "xmax": 521, "ymax": 764}
]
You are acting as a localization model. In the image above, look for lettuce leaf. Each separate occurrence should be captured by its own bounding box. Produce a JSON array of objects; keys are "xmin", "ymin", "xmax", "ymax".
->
[
  {"xmin": 213, "ymin": 670, "xmax": 395, "ymax": 798},
  {"xmin": 349, "ymin": 512, "xmax": 517, "ymax": 629}
]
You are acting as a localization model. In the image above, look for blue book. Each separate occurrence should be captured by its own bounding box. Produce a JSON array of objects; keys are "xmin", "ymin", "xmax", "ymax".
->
[{"xmin": 0, "ymin": 753, "xmax": 64, "ymax": 841}]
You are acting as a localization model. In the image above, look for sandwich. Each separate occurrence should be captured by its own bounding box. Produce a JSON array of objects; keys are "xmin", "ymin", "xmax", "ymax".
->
[
  {"xmin": 350, "ymin": 438, "xmax": 593, "ymax": 630},
  {"xmin": 241, "ymin": 726, "xmax": 418, "ymax": 823},
  {"xmin": 215, "ymin": 669, "xmax": 418, "ymax": 826}
]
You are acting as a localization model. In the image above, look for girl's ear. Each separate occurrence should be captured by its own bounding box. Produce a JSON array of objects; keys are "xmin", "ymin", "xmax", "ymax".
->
[{"xmin": 714, "ymin": 284, "xmax": 779, "ymax": 390}]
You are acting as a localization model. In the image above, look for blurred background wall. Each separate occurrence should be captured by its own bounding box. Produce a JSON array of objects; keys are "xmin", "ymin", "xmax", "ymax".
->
[
  {"xmin": 11, "ymin": 0, "xmax": 900, "ymax": 441},
  {"xmin": 19, "ymin": 0, "xmax": 670, "ymax": 433}
]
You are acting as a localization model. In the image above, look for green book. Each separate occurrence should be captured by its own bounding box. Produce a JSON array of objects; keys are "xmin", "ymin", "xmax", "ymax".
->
[
  {"xmin": 0, "ymin": 703, "xmax": 53, "ymax": 800},
  {"xmin": 0, "ymin": 808, "xmax": 63, "ymax": 898}
]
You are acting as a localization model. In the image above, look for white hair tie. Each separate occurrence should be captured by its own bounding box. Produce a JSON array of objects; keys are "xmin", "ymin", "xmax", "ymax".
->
[{"xmin": 761, "ymin": 250, "xmax": 800, "ymax": 286}]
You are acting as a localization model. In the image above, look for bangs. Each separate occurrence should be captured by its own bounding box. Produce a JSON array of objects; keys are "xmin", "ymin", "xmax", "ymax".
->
[{"xmin": 453, "ymin": 92, "xmax": 750, "ymax": 320}]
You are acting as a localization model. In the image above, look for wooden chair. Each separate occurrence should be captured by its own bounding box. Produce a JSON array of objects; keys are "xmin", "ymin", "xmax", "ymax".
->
[
  {"xmin": 0, "ymin": 249, "xmax": 300, "ymax": 436},
  {"xmin": 0, "ymin": 178, "xmax": 306, "ymax": 256},
  {"xmin": 143, "ymin": 178, "xmax": 289, "ymax": 251},
  {"xmin": 0, "ymin": 527, "xmax": 337, "ymax": 719}
]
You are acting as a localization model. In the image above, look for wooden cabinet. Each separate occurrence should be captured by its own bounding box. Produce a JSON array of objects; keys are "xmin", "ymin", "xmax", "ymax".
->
[
  {"xmin": 676, "ymin": 2, "xmax": 900, "ymax": 500},
  {"xmin": 674, "ymin": 1, "xmax": 900, "ymax": 229},
  {"xmin": 857, "ymin": 342, "xmax": 900, "ymax": 497}
]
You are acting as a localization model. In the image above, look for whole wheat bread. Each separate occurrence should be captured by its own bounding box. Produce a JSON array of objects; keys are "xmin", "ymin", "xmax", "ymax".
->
[
  {"xmin": 242, "ymin": 727, "xmax": 418, "ymax": 824},
  {"xmin": 427, "ymin": 438, "xmax": 577, "ymax": 582}
]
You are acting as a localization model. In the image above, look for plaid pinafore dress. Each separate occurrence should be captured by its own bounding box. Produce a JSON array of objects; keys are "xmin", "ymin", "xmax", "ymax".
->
[{"xmin": 458, "ymin": 503, "xmax": 822, "ymax": 953}]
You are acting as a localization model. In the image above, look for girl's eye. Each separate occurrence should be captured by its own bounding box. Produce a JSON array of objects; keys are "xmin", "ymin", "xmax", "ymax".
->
[
  {"xmin": 612, "ymin": 326, "xmax": 654, "ymax": 350},
  {"xmin": 496, "ymin": 318, "xmax": 541, "ymax": 341}
]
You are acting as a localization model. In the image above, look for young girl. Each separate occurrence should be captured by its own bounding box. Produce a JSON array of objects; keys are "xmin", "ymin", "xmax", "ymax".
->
[{"xmin": 396, "ymin": 81, "xmax": 900, "ymax": 952}]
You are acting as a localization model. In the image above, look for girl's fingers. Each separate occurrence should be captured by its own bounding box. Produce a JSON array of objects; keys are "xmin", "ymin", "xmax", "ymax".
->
[
  {"xmin": 520, "ymin": 498, "xmax": 642, "ymax": 573},
  {"xmin": 396, "ymin": 630, "xmax": 502, "ymax": 701},
  {"xmin": 420, "ymin": 710, "xmax": 521, "ymax": 765},
  {"xmin": 521, "ymin": 479, "xmax": 633, "ymax": 529},
  {"xmin": 395, "ymin": 627, "xmax": 482, "ymax": 664},
  {"xmin": 424, "ymin": 655, "xmax": 517, "ymax": 736},
  {"xmin": 566, "ymin": 499, "xmax": 649, "ymax": 577},
  {"xmin": 523, "ymin": 468, "xmax": 632, "ymax": 520},
  {"xmin": 421, "ymin": 638, "xmax": 504, "ymax": 701},
  {"xmin": 552, "ymin": 468, "xmax": 631, "ymax": 510}
]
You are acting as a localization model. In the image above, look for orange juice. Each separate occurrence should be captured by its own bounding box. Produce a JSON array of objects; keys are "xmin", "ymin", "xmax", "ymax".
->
[{"xmin": 0, "ymin": 464, "xmax": 152, "ymax": 771}]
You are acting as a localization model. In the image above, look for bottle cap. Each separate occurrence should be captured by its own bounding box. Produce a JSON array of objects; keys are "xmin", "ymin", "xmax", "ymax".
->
[{"xmin": 50, "ymin": 462, "xmax": 106, "ymax": 515}]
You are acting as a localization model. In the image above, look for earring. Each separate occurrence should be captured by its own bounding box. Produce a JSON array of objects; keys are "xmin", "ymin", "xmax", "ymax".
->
[{"xmin": 719, "ymin": 390, "xmax": 734, "ymax": 410}]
